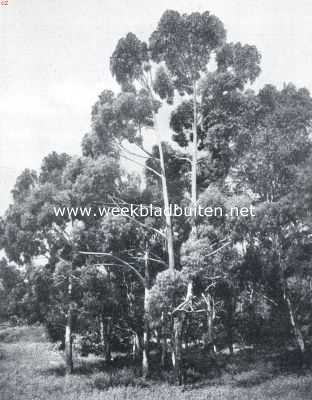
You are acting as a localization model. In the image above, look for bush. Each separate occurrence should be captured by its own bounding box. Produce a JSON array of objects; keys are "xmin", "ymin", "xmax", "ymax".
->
[{"xmin": 75, "ymin": 332, "xmax": 102, "ymax": 356}]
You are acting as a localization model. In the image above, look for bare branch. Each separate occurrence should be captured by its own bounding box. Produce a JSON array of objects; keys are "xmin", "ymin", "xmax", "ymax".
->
[
  {"xmin": 116, "ymin": 141, "xmax": 150, "ymax": 161},
  {"xmin": 174, "ymin": 155, "xmax": 192, "ymax": 164},
  {"xmin": 130, "ymin": 255, "xmax": 168, "ymax": 268},
  {"xmin": 57, "ymin": 256, "xmax": 71, "ymax": 266},
  {"xmin": 78, "ymin": 251, "xmax": 145, "ymax": 284},
  {"xmin": 204, "ymin": 241, "xmax": 231, "ymax": 259},
  {"xmin": 120, "ymin": 153, "xmax": 162, "ymax": 178}
]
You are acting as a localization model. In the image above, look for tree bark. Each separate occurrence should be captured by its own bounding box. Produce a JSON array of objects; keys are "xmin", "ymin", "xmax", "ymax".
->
[
  {"xmin": 172, "ymin": 312, "xmax": 185, "ymax": 385},
  {"xmin": 206, "ymin": 311, "xmax": 216, "ymax": 354},
  {"xmin": 158, "ymin": 138, "xmax": 175, "ymax": 274},
  {"xmin": 142, "ymin": 248, "xmax": 151, "ymax": 378},
  {"xmin": 142, "ymin": 313, "xmax": 150, "ymax": 378},
  {"xmin": 183, "ymin": 81, "xmax": 198, "ymax": 330},
  {"xmin": 191, "ymin": 81, "xmax": 198, "ymax": 211},
  {"xmin": 161, "ymin": 312, "xmax": 167, "ymax": 368},
  {"xmin": 156, "ymin": 327, "xmax": 161, "ymax": 349},
  {"xmin": 202, "ymin": 292, "xmax": 216, "ymax": 354},
  {"xmin": 225, "ymin": 295, "xmax": 234, "ymax": 356},
  {"xmin": 132, "ymin": 331, "xmax": 141, "ymax": 360},
  {"xmin": 65, "ymin": 274, "xmax": 73, "ymax": 374},
  {"xmin": 99, "ymin": 269, "xmax": 112, "ymax": 363},
  {"xmin": 100, "ymin": 315, "xmax": 105, "ymax": 347},
  {"xmin": 100, "ymin": 316, "xmax": 112, "ymax": 362},
  {"xmin": 146, "ymin": 83, "xmax": 175, "ymax": 274}
]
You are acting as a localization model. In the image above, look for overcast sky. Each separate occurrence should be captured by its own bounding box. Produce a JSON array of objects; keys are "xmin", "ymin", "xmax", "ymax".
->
[{"xmin": 1, "ymin": 0, "xmax": 312, "ymax": 215}]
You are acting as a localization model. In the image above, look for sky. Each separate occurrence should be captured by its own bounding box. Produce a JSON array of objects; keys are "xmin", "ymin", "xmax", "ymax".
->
[{"xmin": 1, "ymin": 0, "xmax": 312, "ymax": 215}]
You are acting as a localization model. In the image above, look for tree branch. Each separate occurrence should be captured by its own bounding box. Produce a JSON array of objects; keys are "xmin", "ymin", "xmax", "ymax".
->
[
  {"xmin": 204, "ymin": 241, "xmax": 231, "ymax": 259},
  {"xmin": 120, "ymin": 153, "xmax": 162, "ymax": 178},
  {"xmin": 78, "ymin": 251, "xmax": 145, "ymax": 284}
]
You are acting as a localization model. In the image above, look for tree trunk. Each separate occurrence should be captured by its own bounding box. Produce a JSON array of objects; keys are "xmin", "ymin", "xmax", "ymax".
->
[
  {"xmin": 65, "ymin": 274, "xmax": 73, "ymax": 374},
  {"xmin": 206, "ymin": 311, "xmax": 216, "ymax": 354},
  {"xmin": 142, "ymin": 313, "xmax": 150, "ymax": 378},
  {"xmin": 158, "ymin": 139, "xmax": 175, "ymax": 274},
  {"xmin": 186, "ymin": 280, "xmax": 193, "ymax": 302},
  {"xmin": 156, "ymin": 327, "xmax": 161, "ymax": 349},
  {"xmin": 132, "ymin": 332, "xmax": 141, "ymax": 360},
  {"xmin": 186, "ymin": 80, "xmax": 198, "ymax": 325},
  {"xmin": 101, "ymin": 317, "xmax": 112, "ymax": 362},
  {"xmin": 285, "ymin": 293, "xmax": 305, "ymax": 353},
  {"xmin": 142, "ymin": 248, "xmax": 151, "ymax": 378},
  {"xmin": 161, "ymin": 312, "xmax": 167, "ymax": 368},
  {"xmin": 99, "ymin": 310, "xmax": 112, "ymax": 360},
  {"xmin": 226, "ymin": 305, "xmax": 235, "ymax": 355},
  {"xmin": 191, "ymin": 81, "xmax": 198, "ymax": 211},
  {"xmin": 100, "ymin": 314, "xmax": 105, "ymax": 345},
  {"xmin": 202, "ymin": 293, "xmax": 216, "ymax": 354},
  {"xmin": 172, "ymin": 312, "xmax": 185, "ymax": 385},
  {"xmin": 150, "ymin": 108, "xmax": 175, "ymax": 275}
]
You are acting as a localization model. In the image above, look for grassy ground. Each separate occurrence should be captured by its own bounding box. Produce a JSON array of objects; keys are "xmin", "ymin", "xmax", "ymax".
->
[{"xmin": 0, "ymin": 324, "xmax": 312, "ymax": 400}]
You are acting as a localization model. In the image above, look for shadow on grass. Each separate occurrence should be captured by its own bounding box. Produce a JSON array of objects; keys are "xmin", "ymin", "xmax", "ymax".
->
[
  {"xmin": 178, "ymin": 345, "xmax": 312, "ymax": 391},
  {"xmin": 42, "ymin": 363, "xmax": 66, "ymax": 377},
  {"xmin": 41, "ymin": 344, "xmax": 312, "ymax": 393},
  {"xmin": 234, "ymin": 370, "xmax": 274, "ymax": 388},
  {"xmin": 42, "ymin": 353, "xmax": 141, "ymax": 378}
]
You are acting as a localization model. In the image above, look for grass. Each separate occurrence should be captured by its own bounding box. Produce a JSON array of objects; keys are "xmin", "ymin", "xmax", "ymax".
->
[{"xmin": 0, "ymin": 325, "xmax": 312, "ymax": 399}]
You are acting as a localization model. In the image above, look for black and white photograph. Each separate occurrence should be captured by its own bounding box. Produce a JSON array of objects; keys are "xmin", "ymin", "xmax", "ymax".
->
[{"xmin": 1, "ymin": 1, "xmax": 312, "ymax": 399}]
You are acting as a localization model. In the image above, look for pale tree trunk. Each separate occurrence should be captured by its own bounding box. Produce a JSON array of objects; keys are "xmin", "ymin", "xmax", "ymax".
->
[
  {"xmin": 102, "ymin": 267, "xmax": 112, "ymax": 362},
  {"xmin": 142, "ymin": 248, "xmax": 151, "ymax": 378},
  {"xmin": 172, "ymin": 312, "xmax": 185, "ymax": 385},
  {"xmin": 191, "ymin": 81, "xmax": 198, "ymax": 212},
  {"xmin": 206, "ymin": 311, "xmax": 217, "ymax": 354},
  {"xmin": 142, "ymin": 317, "xmax": 150, "ymax": 377},
  {"xmin": 132, "ymin": 332, "xmax": 141, "ymax": 360},
  {"xmin": 202, "ymin": 292, "xmax": 216, "ymax": 353},
  {"xmin": 183, "ymin": 81, "xmax": 198, "ymax": 321},
  {"xmin": 148, "ymin": 86, "xmax": 175, "ymax": 274},
  {"xmin": 285, "ymin": 292, "xmax": 305, "ymax": 354},
  {"xmin": 186, "ymin": 281, "xmax": 193, "ymax": 302},
  {"xmin": 100, "ymin": 315, "xmax": 105, "ymax": 346},
  {"xmin": 158, "ymin": 138, "xmax": 175, "ymax": 274},
  {"xmin": 225, "ymin": 295, "xmax": 235, "ymax": 356},
  {"xmin": 277, "ymin": 228, "xmax": 305, "ymax": 355},
  {"xmin": 65, "ymin": 273, "xmax": 73, "ymax": 374}
]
